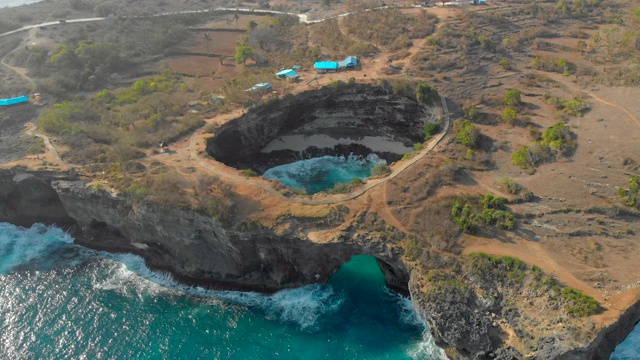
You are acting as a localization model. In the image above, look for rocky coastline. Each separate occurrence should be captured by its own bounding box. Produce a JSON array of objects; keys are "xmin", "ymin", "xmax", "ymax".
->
[{"xmin": 1, "ymin": 168, "xmax": 639, "ymax": 359}]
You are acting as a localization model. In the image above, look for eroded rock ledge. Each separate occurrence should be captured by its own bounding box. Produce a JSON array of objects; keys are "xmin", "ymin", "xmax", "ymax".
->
[
  {"xmin": 206, "ymin": 83, "xmax": 437, "ymax": 173},
  {"xmin": 1, "ymin": 168, "xmax": 638, "ymax": 359}
]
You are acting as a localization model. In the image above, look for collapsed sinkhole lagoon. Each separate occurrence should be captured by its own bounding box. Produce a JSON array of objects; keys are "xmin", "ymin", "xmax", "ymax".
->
[{"xmin": 206, "ymin": 83, "xmax": 440, "ymax": 194}]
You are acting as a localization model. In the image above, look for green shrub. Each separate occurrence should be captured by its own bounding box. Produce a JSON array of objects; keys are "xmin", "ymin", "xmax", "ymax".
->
[
  {"xmin": 351, "ymin": 178, "xmax": 363, "ymax": 185},
  {"xmin": 619, "ymin": 176, "xmax": 640, "ymax": 209},
  {"xmin": 404, "ymin": 238, "xmax": 421, "ymax": 261},
  {"xmin": 498, "ymin": 178, "xmax": 523, "ymax": 194},
  {"xmin": 416, "ymin": 82, "xmax": 439, "ymax": 106},
  {"xmin": 413, "ymin": 143, "xmax": 424, "ymax": 151},
  {"xmin": 498, "ymin": 59, "xmax": 511, "ymax": 70},
  {"xmin": 423, "ymin": 122, "xmax": 440, "ymax": 140},
  {"xmin": 503, "ymin": 89, "xmax": 522, "ymax": 107},
  {"xmin": 241, "ymin": 169, "xmax": 258, "ymax": 177},
  {"xmin": 452, "ymin": 195, "xmax": 515, "ymax": 233},
  {"xmin": 453, "ymin": 119, "xmax": 479, "ymax": 148},
  {"xmin": 371, "ymin": 163, "xmax": 391, "ymax": 177},
  {"xmin": 469, "ymin": 253, "xmax": 527, "ymax": 284},
  {"xmin": 512, "ymin": 147, "xmax": 533, "ymax": 169},
  {"xmin": 464, "ymin": 105, "xmax": 478, "ymax": 121},
  {"xmin": 561, "ymin": 288, "xmax": 600, "ymax": 317},
  {"xmin": 464, "ymin": 148, "xmax": 475, "ymax": 160},
  {"xmin": 502, "ymin": 108, "xmax": 517, "ymax": 125},
  {"xmin": 401, "ymin": 152, "xmax": 414, "ymax": 161},
  {"xmin": 425, "ymin": 35, "xmax": 441, "ymax": 46},
  {"xmin": 563, "ymin": 98, "xmax": 588, "ymax": 117},
  {"xmin": 39, "ymin": 101, "xmax": 83, "ymax": 136},
  {"xmin": 126, "ymin": 183, "xmax": 147, "ymax": 200}
]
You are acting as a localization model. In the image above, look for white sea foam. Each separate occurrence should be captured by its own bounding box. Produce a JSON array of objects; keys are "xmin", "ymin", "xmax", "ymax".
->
[
  {"xmin": 95, "ymin": 251, "xmax": 343, "ymax": 330},
  {"xmin": 389, "ymin": 289, "xmax": 448, "ymax": 360},
  {"xmin": 0, "ymin": 222, "xmax": 74, "ymax": 274}
]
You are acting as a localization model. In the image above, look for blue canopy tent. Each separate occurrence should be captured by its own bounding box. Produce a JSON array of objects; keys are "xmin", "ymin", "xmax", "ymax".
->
[
  {"xmin": 0, "ymin": 96, "xmax": 28, "ymax": 107},
  {"xmin": 314, "ymin": 61, "xmax": 339, "ymax": 72}
]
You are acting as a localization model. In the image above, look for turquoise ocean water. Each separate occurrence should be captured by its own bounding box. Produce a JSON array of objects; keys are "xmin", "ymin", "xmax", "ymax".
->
[
  {"xmin": 263, "ymin": 154, "xmax": 386, "ymax": 194},
  {"xmin": 0, "ymin": 222, "xmax": 446, "ymax": 359}
]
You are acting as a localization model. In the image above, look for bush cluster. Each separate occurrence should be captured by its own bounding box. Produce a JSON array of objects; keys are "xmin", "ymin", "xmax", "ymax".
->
[
  {"xmin": 531, "ymin": 56, "xmax": 575, "ymax": 76},
  {"xmin": 543, "ymin": 93, "xmax": 589, "ymax": 117},
  {"xmin": 416, "ymin": 82, "xmax": 439, "ymax": 106},
  {"xmin": 453, "ymin": 120, "xmax": 480, "ymax": 148},
  {"xmin": 512, "ymin": 122, "xmax": 575, "ymax": 169},
  {"xmin": 451, "ymin": 194, "xmax": 516, "ymax": 233},
  {"xmin": 618, "ymin": 176, "xmax": 640, "ymax": 208},
  {"xmin": 423, "ymin": 122, "xmax": 440, "ymax": 141}
]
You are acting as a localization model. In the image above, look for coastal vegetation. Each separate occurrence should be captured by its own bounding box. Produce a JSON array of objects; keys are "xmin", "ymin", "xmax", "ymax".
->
[
  {"xmin": 512, "ymin": 122, "xmax": 575, "ymax": 169},
  {"xmin": 451, "ymin": 194, "xmax": 516, "ymax": 233},
  {"xmin": 39, "ymin": 71, "xmax": 203, "ymax": 165}
]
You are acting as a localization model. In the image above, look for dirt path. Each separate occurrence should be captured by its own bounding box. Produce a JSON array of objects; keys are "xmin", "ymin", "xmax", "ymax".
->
[
  {"xmin": 539, "ymin": 71, "xmax": 640, "ymax": 127},
  {"xmin": 25, "ymin": 123, "xmax": 81, "ymax": 168}
]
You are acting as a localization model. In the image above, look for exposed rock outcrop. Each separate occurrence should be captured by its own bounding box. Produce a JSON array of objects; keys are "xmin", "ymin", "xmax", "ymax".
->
[
  {"xmin": 1, "ymin": 169, "xmax": 640, "ymax": 359},
  {"xmin": 0, "ymin": 170, "xmax": 409, "ymax": 293},
  {"xmin": 206, "ymin": 84, "xmax": 437, "ymax": 173}
]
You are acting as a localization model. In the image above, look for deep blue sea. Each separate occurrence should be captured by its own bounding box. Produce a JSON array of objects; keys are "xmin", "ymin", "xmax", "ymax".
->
[
  {"xmin": 263, "ymin": 154, "xmax": 386, "ymax": 194},
  {"xmin": 0, "ymin": 222, "xmax": 446, "ymax": 359}
]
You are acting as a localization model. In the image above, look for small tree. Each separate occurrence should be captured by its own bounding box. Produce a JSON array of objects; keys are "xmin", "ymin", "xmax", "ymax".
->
[
  {"xmin": 453, "ymin": 119, "xmax": 480, "ymax": 148},
  {"xmin": 416, "ymin": 82, "xmax": 439, "ymax": 106},
  {"xmin": 234, "ymin": 44, "xmax": 254, "ymax": 64},
  {"xmin": 504, "ymin": 89, "xmax": 523, "ymax": 108}
]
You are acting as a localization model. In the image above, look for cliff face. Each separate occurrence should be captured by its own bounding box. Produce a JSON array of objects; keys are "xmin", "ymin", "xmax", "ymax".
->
[
  {"xmin": 206, "ymin": 84, "xmax": 434, "ymax": 172},
  {"xmin": 0, "ymin": 169, "xmax": 78, "ymax": 229},
  {"xmin": 0, "ymin": 172, "xmax": 407, "ymax": 293},
  {"xmin": 1, "ymin": 169, "xmax": 639, "ymax": 359}
]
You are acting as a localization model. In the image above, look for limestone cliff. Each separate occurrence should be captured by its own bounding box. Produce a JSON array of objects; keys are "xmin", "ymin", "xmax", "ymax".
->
[
  {"xmin": 0, "ymin": 169, "xmax": 408, "ymax": 292},
  {"xmin": 1, "ymin": 168, "xmax": 639, "ymax": 359},
  {"xmin": 206, "ymin": 84, "xmax": 437, "ymax": 172}
]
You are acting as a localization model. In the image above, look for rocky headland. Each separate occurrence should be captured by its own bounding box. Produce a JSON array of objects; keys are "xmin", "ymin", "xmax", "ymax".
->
[{"xmin": 2, "ymin": 168, "xmax": 639, "ymax": 359}]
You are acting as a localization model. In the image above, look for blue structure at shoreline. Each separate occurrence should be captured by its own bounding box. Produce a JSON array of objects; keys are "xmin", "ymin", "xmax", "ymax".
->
[{"xmin": 0, "ymin": 95, "xmax": 28, "ymax": 107}]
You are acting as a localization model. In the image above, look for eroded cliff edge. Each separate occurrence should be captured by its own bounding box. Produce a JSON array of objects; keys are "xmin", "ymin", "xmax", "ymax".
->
[
  {"xmin": 0, "ymin": 169, "xmax": 409, "ymax": 293},
  {"xmin": 1, "ymin": 168, "xmax": 638, "ymax": 359}
]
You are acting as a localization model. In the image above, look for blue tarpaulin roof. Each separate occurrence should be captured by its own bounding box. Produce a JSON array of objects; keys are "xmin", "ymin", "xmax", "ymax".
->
[
  {"xmin": 314, "ymin": 61, "xmax": 338, "ymax": 70},
  {"xmin": 276, "ymin": 69, "xmax": 296, "ymax": 76},
  {"xmin": 246, "ymin": 82, "xmax": 272, "ymax": 92},
  {"xmin": 338, "ymin": 56, "xmax": 358, "ymax": 67},
  {"xmin": 0, "ymin": 95, "xmax": 28, "ymax": 106}
]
